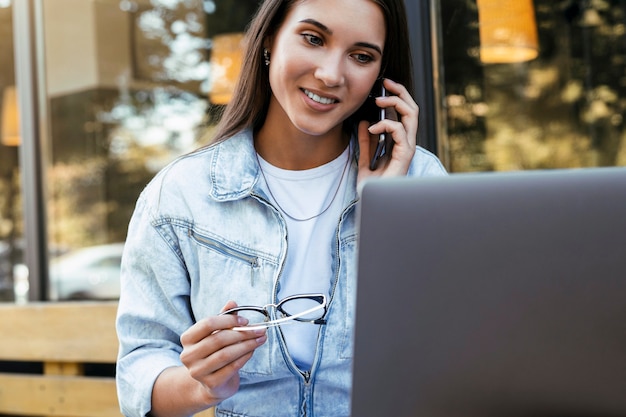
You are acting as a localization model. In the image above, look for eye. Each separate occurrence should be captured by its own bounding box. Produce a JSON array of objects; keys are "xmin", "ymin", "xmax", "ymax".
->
[
  {"xmin": 302, "ymin": 33, "xmax": 323, "ymax": 46},
  {"xmin": 353, "ymin": 53, "xmax": 374, "ymax": 64}
]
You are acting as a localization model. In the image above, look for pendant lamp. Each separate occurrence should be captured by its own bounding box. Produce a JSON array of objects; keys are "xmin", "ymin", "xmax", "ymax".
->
[
  {"xmin": 477, "ymin": 0, "xmax": 539, "ymax": 64},
  {"xmin": 208, "ymin": 33, "xmax": 244, "ymax": 105}
]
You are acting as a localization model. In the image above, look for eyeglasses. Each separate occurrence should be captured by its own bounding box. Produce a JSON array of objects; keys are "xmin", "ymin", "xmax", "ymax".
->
[{"xmin": 220, "ymin": 293, "xmax": 327, "ymax": 331}]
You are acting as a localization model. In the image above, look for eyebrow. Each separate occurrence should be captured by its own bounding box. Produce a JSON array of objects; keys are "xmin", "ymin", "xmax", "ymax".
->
[{"xmin": 298, "ymin": 18, "xmax": 383, "ymax": 56}]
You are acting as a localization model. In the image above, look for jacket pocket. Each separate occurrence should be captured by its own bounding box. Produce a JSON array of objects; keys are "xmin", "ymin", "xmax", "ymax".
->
[
  {"xmin": 189, "ymin": 228, "xmax": 260, "ymax": 283},
  {"xmin": 188, "ymin": 227, "xmax": 275, "ymax": 376}
]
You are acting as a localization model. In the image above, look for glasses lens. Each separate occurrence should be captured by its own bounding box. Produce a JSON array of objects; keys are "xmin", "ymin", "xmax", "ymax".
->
[
  {"xmin": 231, "ymin": 308, "xmax": 268, "ymax": 326},
  {"xmin": 279, "ymin": 297, "xmax": 324, "ymax": 321}
]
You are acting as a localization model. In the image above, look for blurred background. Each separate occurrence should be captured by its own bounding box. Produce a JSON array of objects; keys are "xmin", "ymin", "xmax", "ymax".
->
[{"xmin": 0, "ymin": 0, "xmax": 625, "ymax": 303}]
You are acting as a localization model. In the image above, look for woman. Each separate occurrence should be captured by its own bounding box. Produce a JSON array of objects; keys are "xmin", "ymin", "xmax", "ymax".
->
[{"xmin": 116, "ymin": 0, "xmax": 447, "ymax": 416}]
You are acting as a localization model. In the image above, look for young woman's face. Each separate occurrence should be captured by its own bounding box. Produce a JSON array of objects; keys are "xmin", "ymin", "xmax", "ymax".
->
[{"xmin": 266, "ymin": 0, "xmax": 386, "ymax": 138}]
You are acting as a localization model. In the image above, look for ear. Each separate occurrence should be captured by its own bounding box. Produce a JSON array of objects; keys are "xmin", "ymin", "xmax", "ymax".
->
[{"xmin": 263, "ymin": 35, "xmax": 274, "ymax": 52}]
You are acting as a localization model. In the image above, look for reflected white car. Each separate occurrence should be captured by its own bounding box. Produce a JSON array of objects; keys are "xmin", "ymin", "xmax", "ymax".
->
[{"xmin": 49, "ymin": 243, "xmax": 124, "ymax": 301}]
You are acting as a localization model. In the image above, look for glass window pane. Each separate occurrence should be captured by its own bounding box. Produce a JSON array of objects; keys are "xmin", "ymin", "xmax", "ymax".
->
[
  {"xmin": 41, "ymin": 0, "xmax": 259, "ymax": 300},
  {"xmin": 0, "ymin": 1, "xmax": 27, "ymax": 303},
  {"xmin": 436, "ymin": 0, "xmax": 626, "ymax": 173}
]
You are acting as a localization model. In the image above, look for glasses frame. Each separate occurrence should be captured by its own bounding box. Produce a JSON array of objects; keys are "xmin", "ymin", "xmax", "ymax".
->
[{"xmin": 220, "ymin": 293, "xmax": 328, "ymax": 331}]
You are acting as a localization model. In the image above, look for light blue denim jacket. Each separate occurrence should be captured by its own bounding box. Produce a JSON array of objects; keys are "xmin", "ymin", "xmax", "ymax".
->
[{"xmin": 116, "ymin": 128, "xmax": 447, "ymax": 417}]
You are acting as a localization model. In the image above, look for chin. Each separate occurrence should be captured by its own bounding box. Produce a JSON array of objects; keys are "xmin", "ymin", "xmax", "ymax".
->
[
  {"xmin": 291, "ymin": 117, "xmax": 345, "ymax": 138},
  {"xmin": 298, "ymin": 126, "xmax": 332, "ymax": 136}
]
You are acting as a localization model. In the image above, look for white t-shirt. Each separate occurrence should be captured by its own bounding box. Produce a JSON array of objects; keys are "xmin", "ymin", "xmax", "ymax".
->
[{"xmin": 256, "ymin": 145, "xmax": 351, "ymax": 369}]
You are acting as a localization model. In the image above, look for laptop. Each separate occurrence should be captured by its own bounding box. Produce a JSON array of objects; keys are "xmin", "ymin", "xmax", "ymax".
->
[{"xmin": 351, "ymin": 167, "xmax": 626, "ymax": 417}]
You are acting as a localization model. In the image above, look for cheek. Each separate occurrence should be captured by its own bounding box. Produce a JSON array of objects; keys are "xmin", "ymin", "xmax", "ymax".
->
[
  {"xmin": 270, "ymin": 36, "xmax": 311, "ymax": 75},
  {"xmin": 359, "ymin": 84, "xmax": 374, "ymax": 102},
  {"xmin": 352, "ymin": 77, "xmax": 378, "ymax": 106},
  {"xmin": 349, "ymin": 66, "xmax": 381, "ymax": 100},
  {"xmin": 269, "ymin": 52, "xmax": 308, "ymax": 90}
]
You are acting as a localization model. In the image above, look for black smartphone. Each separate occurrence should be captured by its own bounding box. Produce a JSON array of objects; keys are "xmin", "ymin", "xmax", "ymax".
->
[{"xmin": 369, "ymin": 80, "xmax": 392, "ymax": 170}]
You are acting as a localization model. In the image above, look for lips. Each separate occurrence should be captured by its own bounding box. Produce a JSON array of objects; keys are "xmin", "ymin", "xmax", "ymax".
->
[{"xmin": 302, "ymin": 88, "xmax": 338, "ymax": 105}]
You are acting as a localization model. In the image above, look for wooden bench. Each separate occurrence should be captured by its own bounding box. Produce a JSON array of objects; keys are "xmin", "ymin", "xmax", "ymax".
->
[
  {"xmin": 0, "ymin": 301, "xmax": 215, "ymax": 417},
  {"xmin": 0, "ymin": 301, "xmax": 121, "ymax": 417}
]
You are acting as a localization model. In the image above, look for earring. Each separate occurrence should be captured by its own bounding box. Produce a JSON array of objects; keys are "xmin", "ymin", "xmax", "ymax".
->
[{"xmin": 263, "ymin": 48, "xmax": 271, "ymax": 66}]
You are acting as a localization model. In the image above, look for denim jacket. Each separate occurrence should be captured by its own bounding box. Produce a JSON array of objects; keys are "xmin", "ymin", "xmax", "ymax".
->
[{"xmin": 116, "ymin": 128, "xmax": 447, "ymax": 417}]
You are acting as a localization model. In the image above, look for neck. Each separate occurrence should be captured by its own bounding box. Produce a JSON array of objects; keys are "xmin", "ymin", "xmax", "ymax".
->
[{"xmin": 255, "ymin": 102, "xmax": 350, "ymax": 170}]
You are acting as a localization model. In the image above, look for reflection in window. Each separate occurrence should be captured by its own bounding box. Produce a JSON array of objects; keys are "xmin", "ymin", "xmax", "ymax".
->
[
  {"xmin": 437, "ymin": 0, "xmax": 626, "ymax": 172},
  {"xmin": 43, "ymin": 0, "xmax": 260, "ymax": 300},
  {"xmin": 49, "ymin": 243, "xmax": 124, "ymax": 301}
]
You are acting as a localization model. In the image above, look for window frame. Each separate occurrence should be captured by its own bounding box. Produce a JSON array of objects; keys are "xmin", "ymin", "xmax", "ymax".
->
[{"xmin": 13, "ymin": 0, "xmax": 49, "ymax": 301}]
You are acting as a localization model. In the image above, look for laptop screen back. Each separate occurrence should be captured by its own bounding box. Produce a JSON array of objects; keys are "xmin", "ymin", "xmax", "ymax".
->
[{"xmin": 351, "ymin": 168, "xmax": 626, "ymax": 417}]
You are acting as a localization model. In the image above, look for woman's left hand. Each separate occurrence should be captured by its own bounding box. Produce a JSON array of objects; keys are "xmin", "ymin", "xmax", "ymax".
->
[{"xmin": 357, "ymin": 78, "xmax": 418, "ymax": 185}]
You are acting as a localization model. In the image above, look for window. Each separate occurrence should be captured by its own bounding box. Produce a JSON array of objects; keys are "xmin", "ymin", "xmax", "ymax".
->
[
  {"xmin": 38, "ymin": 0, "xmax": 259, "ymax": 300},
  {"xmin": 435, "ymin": 0, "xmax": 626, "ymax": 172},
  {"xmin": 8, "ymin": 0, "xmax": 626, "ymax": 301}
]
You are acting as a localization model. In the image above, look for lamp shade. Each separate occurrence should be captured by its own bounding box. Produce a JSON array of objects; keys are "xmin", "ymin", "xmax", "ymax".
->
[
  {"xmin": 209, "ymin": 33, "xmax": 244, "ymax": 105},
  {"xmin": 477, "ymin": 0, "xmax": 539, "ymax": 64},
  {"xmin": 1, "ymin": 85, "xmax": 21, "ymax": 147}
]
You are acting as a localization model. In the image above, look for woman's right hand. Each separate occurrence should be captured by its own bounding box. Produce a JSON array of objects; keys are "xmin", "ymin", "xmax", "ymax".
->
[{"xmin": 179, "ymin": 301, "xmax": 267, "ymax": 404}]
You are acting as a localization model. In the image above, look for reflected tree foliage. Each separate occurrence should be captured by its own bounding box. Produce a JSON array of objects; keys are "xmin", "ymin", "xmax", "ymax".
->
[
  {"xmin": 48, "ymin": 0, "xmax": 259, "ymax": 252},
  {"xmin": 440, "ymin": 0, "xmax": 626, "ymax": 172}
]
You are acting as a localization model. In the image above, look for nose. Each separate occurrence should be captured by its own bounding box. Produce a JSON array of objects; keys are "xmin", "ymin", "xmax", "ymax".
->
[{"xmin": 314, "ymin": 52, "xmax": 345, "ymax": 87}]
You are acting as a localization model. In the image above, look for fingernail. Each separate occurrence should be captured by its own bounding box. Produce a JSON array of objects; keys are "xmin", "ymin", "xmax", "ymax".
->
[
  {"xmin": 256, "ymin": 335, "xmax": 267, "ymax": 345},
  {"xmin": 237, "ymin": 316, "xmax": 248, "ymax": 326}
]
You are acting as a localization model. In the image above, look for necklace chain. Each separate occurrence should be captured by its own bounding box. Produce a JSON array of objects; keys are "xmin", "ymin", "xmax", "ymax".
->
[{"xmin": 255, "ymin": 150, "xmax": 350, "ymax": 222}]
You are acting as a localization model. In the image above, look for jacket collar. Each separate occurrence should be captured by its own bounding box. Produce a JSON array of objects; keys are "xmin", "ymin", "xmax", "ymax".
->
[
  {"xmin": 208, "ymin": 128, "xmax": 359, "ymax": 205},
  {"xmin": 208, "ymin": 128, "xmax": 261, "ymax": 201}
]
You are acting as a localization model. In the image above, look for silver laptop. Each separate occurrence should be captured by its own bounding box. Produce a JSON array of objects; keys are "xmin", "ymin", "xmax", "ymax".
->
[{"xmin": 351, "ymin": 167, "xmax": 626, "ymax": 417}]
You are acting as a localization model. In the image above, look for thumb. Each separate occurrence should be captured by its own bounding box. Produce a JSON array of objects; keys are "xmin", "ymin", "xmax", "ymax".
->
[{"xmin": 220, "ymin": 300, "xmax": 239, "ymax": 313}]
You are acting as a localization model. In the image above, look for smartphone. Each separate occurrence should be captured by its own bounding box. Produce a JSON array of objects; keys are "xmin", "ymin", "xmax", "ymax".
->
[{"xmin": 369, "ymin": 80, "xmax": 392, "ymax": 170}]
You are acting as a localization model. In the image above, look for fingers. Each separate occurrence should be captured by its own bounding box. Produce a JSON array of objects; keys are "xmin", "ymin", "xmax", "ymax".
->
[
  {"xmin": 182, "ymin": 311, "xmax": 245, "ymax": 343},
  {"xmin": 376, "ymin": 78, "xmax": 419, "ymax": 148},
  {"xmin": 220, "ymin": 300, "xmax": 239, "ymax": 313},
  {"xmin": 179, "ymin": 307, "xmax": 267, "ymax": 400},
  {"xmin": 181, "ymin": 330, "xmax": 260, "ymax": 391},
  {"xmin": 359, "ymin": 78, "xmax": 418, "ymax": 178}
]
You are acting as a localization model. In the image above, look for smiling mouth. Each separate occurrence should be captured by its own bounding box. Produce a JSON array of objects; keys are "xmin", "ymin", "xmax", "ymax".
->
[{"xmin": 302, "ymin": 89, "xmax": 338, "ymax": 105}]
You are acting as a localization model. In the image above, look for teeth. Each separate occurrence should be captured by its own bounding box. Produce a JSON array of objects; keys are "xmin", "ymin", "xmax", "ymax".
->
[{"xmin": 304, "ymin": 89, "xmax": 336, "ymax": 105}]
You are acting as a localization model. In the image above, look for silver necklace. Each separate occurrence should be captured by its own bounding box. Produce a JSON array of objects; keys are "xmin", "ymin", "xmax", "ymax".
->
[{"xmin": 255, "ymin": 149, "xmax": 350, "ymax": 222}]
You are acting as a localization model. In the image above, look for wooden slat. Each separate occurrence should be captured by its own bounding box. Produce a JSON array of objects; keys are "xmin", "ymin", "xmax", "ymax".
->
[
  {"xmin": 0, "ymin": 301, "xmax": 118, "ymax": 363},
  {"xmin": 0, "ymin": 301, "xmax": 215, "ymax": 417},
  {"xmin": 0, "ymin": 374, "xmax": 121, "ymax": 417},
  {"xmin": 44, "ymin": 362, "xmax": 84, "ymax": 376}
]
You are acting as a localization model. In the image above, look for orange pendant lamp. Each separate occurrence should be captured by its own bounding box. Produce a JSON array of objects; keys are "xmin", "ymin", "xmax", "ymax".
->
[
  {"xmin": 477, "ymin": 0, "xmax": 539, "ymax": 64},
  {"xmin": 208, "ymin": 33, "xmax": 244, "ymax": 105}
]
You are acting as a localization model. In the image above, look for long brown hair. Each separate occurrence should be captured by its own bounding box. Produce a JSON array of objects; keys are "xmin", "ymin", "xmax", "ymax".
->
[{"xmin": 211, "ymin": 0, "xmax": 414, "ymax": 143}]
